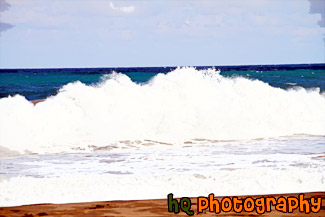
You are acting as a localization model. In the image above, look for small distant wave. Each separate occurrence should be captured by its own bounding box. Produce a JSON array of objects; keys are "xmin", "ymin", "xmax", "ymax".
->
[
  {"xmin": 0, "ymin": 67, "xmax": 324, "ymax": 154},
  {"xmin": 284, "ymin": 82, "xmax": 297, "ymax": 85}
]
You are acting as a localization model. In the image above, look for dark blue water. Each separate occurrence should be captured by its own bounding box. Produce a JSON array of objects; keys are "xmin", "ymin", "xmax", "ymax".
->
[{"xmin": 0, "ymin": 64, "xmax": 324, "ymax": 100}]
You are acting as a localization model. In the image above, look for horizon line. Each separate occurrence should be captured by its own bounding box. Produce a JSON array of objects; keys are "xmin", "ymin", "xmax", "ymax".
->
[{"xmin": 1, "ymin": 62, "xmax": 325, "ymax": 70}]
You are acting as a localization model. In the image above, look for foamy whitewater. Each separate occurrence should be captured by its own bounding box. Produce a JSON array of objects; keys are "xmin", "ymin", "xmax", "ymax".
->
[{"xmin": 0, "ymin": 67, "xmax": 324, "ymax": 206}]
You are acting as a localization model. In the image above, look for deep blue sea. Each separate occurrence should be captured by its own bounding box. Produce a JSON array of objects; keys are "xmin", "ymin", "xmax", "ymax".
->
[{"xmin": 1, "ymin": 64, "xmax": 324, "ymax": 100}]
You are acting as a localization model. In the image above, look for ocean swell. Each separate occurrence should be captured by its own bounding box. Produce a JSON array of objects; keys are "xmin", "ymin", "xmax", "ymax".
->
[{"xmin": 0, "ymin": 67, "xmax": 324, "ymax": 154}]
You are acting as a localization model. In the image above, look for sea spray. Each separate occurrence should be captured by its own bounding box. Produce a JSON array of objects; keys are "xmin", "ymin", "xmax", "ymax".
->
[{"xmin": 0, "ymin": 67, "xmax": 324, "ymax": 154}]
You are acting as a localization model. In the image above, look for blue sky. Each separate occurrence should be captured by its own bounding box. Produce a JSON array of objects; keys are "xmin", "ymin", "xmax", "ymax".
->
[{"xmin": 0, "ymin": 0, "xmax": 324, "ymax": 68}]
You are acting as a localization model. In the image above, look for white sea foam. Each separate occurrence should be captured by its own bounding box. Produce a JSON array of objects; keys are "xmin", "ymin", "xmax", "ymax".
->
[
  {"xmin": 0, "ymin": 168, "xmax": 323, "ymax": 206},
  {"xmin": 0, "ymin": 67, "xmax": 324, "ymax": 154},
  {"xmin": 0, "ymin": 137, "xmax": 323, "ymax": 206}
]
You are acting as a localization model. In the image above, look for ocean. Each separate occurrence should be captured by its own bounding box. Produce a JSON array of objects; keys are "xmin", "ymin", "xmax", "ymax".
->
[{"xmin": 0, "ymin": 64, "xmax": 324, "ymax": 206}]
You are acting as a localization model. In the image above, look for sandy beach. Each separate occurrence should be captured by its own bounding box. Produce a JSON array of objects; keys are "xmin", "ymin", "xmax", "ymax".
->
[{"xmin": 0, "ymin": 192, "xmax": 323, "ymax": 216}]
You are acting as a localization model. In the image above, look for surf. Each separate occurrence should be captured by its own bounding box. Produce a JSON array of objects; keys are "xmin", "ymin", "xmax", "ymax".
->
[{"xmin": 0, "ymin": 67, "xmax": 324, "ymax": 154}]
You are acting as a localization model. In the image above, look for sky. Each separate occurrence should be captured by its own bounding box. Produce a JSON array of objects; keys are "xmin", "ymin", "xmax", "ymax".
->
[{"xmin": 0, "ymin": 0, "xmax": 324, "ymax": 68}]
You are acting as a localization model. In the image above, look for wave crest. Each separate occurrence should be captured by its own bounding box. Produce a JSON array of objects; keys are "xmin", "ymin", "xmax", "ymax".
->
[{"xmin": 0, "ymin": 67, "xmax": 324, "ymax": 154}]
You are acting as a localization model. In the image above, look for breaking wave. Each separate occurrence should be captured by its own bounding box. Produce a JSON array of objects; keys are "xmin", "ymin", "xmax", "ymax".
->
[{"xmin": 0, "ymin": 67, "xmax": 324, "ymax": 154}]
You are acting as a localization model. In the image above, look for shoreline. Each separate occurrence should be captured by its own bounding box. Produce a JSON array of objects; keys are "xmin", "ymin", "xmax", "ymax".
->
[{"xmin": 0, "ymin": 192, "xmax": 324, "ymax": 216}]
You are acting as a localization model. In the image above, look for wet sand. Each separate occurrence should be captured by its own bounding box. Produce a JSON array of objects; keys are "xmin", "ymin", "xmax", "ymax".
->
[{"xmin": 0, "ymin": 192, "xmax": 324, "ymax": 216}]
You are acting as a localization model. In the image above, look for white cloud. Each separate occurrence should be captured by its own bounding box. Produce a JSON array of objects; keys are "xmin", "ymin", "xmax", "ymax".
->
[{"xmin": 109, "ymin": 1, "xmax": 134, "ymax": 13}]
